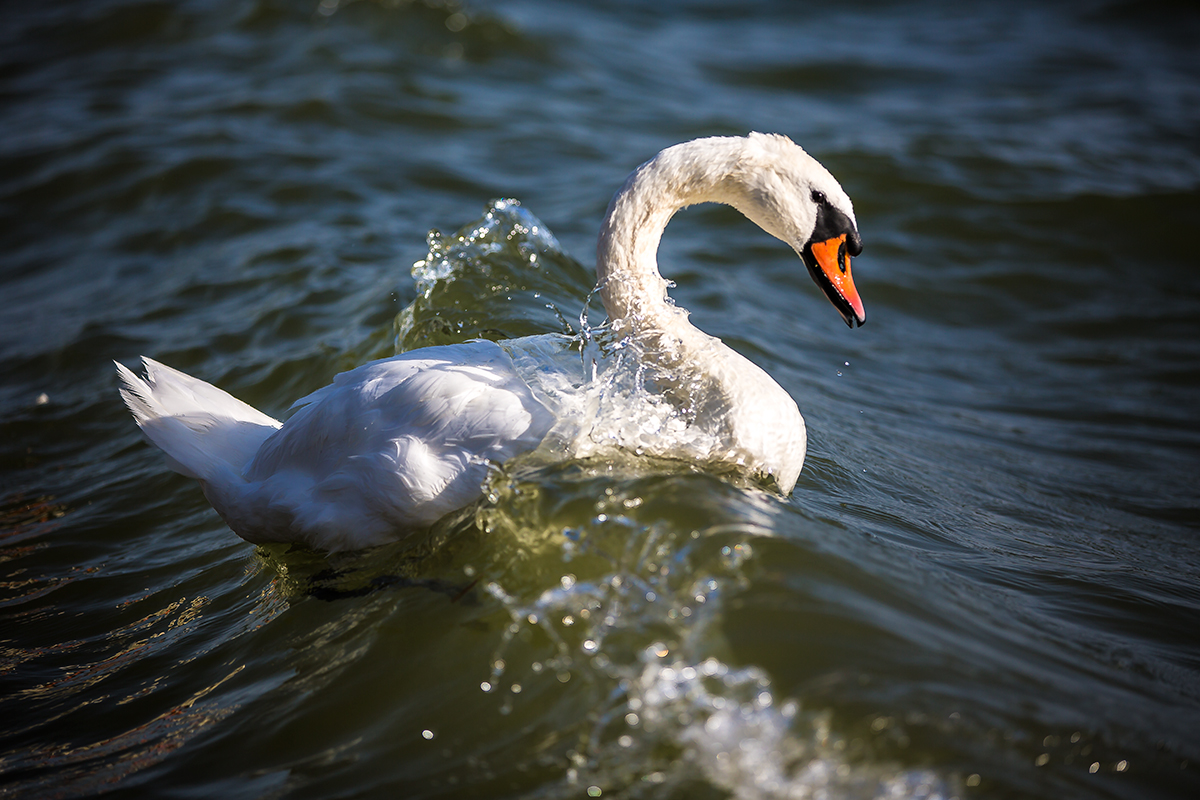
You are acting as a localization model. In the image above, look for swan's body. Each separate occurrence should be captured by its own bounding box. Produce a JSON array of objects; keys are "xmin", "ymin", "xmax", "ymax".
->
[{"xmin": 118, "ymin": 134, "xmax": 865, "ymax": 551}]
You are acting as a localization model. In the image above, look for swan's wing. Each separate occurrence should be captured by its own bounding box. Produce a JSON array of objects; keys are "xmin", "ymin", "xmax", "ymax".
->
[{"xmin": 235, "ymin": 340, "xmax": 554, "ymax": 549}]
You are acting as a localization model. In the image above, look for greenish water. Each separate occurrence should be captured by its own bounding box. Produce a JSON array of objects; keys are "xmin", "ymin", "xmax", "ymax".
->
[{"xmin": 2, "ymin": 1, "xmax": 1199, "ymax": 798}]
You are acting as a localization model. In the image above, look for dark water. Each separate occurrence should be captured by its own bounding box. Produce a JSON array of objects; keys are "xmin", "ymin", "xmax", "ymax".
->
[{"xmin": 2, "ymin": 0, "xmax": 1199, "ymax": 797}]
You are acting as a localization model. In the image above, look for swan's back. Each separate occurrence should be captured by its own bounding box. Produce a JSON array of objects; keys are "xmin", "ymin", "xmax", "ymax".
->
[{"xmin": 224, "ymin": 340, "xmax": 552, "ymax": 549}]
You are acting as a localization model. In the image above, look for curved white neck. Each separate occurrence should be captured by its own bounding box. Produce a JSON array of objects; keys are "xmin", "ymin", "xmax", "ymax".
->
[{"xmin": 596, "ymin": 139, "xmax": 760, "ymax": 331}]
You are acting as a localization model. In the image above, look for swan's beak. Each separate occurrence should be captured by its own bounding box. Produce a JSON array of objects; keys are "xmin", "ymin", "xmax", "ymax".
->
[{"xmin": 803, "ymin": 234, "xmax": 866, "ymax": 328}]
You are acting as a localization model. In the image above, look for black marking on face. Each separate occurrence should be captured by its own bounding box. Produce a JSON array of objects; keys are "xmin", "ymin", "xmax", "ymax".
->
[{"xmin": 809, "ymin": 190, "xmax": 862, "ymax": 255}]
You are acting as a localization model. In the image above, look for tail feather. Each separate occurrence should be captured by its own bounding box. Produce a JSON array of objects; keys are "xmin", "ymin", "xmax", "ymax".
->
[{"xmin": 116, "ymin": 358, "xmax": 281, "ymax": 481}]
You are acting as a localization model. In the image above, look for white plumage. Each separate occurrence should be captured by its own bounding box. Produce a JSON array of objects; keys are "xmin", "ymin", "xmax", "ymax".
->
[{"xmin": 118, "ymin": 134, "xmax": 865, "ymax": 551}]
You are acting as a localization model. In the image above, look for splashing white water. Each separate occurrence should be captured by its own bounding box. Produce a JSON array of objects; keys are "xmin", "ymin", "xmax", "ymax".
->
[{"xmin": 478, "ymin": 523, "xmax": 955, "ymax": 800}]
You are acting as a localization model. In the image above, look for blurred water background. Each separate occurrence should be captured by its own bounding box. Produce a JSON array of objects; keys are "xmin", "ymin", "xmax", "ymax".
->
[{"xmin": 2, "ymin": 0, "xmax": 1199, "ymax": 797}]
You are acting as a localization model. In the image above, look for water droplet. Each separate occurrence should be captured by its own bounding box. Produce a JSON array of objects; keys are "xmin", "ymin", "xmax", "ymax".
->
[
  {"xmin": 618, "ymin": 735, "xmax": 633, "ymax": 748},
  {"xmin": 625, "ymin": 712, "xmax": 640, "ymax": 726},
  {"xmin": 1036, "ymin": 753, "xmax": 1050, "ymax": 766},
  {"xmin": 582, "ymin": 639, "xmax": 598, "ymax": 653},
  {"xmin": 1116, "ymin": 760, "xmax": 1128, "ymax": 772},
  {"xmin": 587, "ymin": 787, "xmax": 602, "ymax": 797},
  {"xmin": 480, "ymin": 681, "xmax": 493, "ymax": 693},
  {"xmin": 560, "ymin": 574, "xmax": 576, "ymax": 590},
  {"xmin": 966, "ymin": 774, "xmax": 981, "ymax": 787},
  {"xmin": 1089, "ymin": 762, "xmax": 1100, "ymax": 773},
  {"xmin": 511, "ymin": 683, "xmax": 522, "ymax": 694}
]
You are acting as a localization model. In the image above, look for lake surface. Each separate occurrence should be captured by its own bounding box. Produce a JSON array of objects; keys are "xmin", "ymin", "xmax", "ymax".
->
[{"xmin": 2, "ymin": 1, "xmax": 1199, "ymax": 798}]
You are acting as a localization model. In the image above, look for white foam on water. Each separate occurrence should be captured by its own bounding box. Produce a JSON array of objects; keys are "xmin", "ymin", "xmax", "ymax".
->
[{"xmin": 481, "ymin": 549, "xmax": 956, "ymax": 800}]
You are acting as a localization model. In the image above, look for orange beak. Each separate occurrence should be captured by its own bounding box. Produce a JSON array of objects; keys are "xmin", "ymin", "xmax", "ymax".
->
[{"xmin": 803, "ymin": 234, "xmax": 865, "ymax": 328}]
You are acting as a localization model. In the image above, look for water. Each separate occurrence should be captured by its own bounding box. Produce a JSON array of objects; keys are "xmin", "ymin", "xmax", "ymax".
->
[{"xmin": 2, "ymin": 0, "xmax": 1198, "ymax": 797}]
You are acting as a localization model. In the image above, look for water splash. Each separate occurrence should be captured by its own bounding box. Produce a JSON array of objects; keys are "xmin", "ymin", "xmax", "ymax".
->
[
  {"xmin": 467, "ymin": 494, "xmax": 954, "ymax": 800},
  {"xmin": 395, "ymin": 198, "xmax": 593, "ymax": 352}
]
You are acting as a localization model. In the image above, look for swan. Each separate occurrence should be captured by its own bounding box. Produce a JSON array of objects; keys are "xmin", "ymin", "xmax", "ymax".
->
[{"xmin": 117, "ymin": 133, "xmax": 865, "ymax": 552}]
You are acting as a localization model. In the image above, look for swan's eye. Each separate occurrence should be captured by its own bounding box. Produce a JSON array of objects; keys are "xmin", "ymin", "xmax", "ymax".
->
[{"xmin": 811, "ymin": 190, "xmax": 827, "ymax": 206}]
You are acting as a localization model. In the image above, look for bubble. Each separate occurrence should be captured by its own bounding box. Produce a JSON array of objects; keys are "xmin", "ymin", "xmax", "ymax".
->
[{"xmin": 422, "ymin": 729, "xmax": 435, "ymax": 740}]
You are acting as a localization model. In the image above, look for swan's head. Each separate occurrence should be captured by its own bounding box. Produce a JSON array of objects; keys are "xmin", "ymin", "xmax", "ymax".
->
[{"xmin": 725, "ymin": 133, "xmax": 866, "ymax": 328}]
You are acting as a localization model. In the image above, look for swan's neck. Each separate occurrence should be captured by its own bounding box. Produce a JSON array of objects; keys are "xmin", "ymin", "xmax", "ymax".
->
[{"xmin": 596, "ymin": 139, "xmax": 754, "ymax": 332}]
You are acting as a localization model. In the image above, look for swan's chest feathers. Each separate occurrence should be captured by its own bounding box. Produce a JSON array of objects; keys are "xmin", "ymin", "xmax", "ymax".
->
[
  {"xmin": 686, "ymin": 337, "xmax": 807, "ymax": 493},
  {"xmin": 234, "ymin": 340, "xmax": 553, "ymax": 550}
]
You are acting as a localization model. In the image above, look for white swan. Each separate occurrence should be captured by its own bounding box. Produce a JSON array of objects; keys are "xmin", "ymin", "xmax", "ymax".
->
[{"xmin": 117, "ymin": 134, "xmax": 865, "ymax": 552}]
